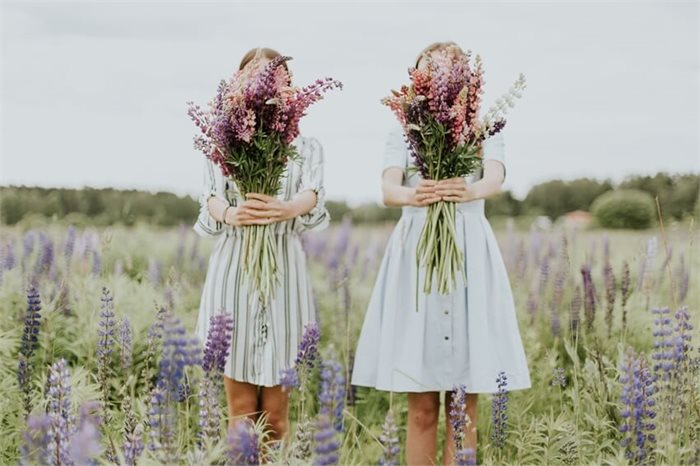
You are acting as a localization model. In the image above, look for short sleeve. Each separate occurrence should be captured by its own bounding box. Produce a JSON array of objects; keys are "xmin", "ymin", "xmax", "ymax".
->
[
  {"xmin": 193, "ymin": 157, "xmax": 225, "ymax": 238},
  {"xmin": 482, "ymin": 132, "xmax": 506, "ymax": 181},
  {"xmin": 382, "ymin": 128, "xmax": 408, "ymax": 174},
  {"xmin": 295, "ymin": 137, "xmax": 330, "ymax": 233}
]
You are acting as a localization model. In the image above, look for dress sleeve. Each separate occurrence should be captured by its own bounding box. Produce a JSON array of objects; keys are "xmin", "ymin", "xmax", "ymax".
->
[
  {"xmin": 382, "ymin": 127, "xmax": 408, "ymax": 174},
  {"xmin": 295, "ymin": 137, "xmax": 330, "ymax": 233},
  {"xmin": 482, "ymin": 132, "xmax": 507, "ymax": 182},
  {"xmin": 193, "ymin": 157, "xmax": 226, "ymax": 238}
]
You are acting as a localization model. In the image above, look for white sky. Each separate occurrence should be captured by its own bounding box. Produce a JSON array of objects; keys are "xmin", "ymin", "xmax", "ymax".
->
[{"xmin": 1, "ymin": 1, "xmax": 698, "ymax": 204}]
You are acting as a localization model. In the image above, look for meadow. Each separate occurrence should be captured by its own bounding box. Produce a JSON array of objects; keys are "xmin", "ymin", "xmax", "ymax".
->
[{"xmin": 0, "ymin": 217, "xmax": 698, "ymax": 465}]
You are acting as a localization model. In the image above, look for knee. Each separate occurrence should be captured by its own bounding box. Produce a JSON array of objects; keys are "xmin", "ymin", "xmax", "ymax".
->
[
  {"xmin": 410, "ymin": 401, "xmax": 439, "ymax": 431},
  {"xmin": 230, "ymin": 398, "xmax": 257, "ymax": 419},
  {"xmin": 264, "ymin": 407, "xmax": 289, "ymax": 437}
]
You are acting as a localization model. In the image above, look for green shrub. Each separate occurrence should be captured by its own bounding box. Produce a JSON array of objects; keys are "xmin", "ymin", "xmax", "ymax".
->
[{"xmin": 591, "ymin": 189, "xmax": 655, "ymax": 229}]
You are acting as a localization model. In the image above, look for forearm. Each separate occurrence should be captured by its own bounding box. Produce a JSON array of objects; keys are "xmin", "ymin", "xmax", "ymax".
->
[
  {"xmin": 382, "ymin": 183, "xmax": 415, "ymax": 207},
  {"xmin": 465, "ymin": 176, "xmax": 503, "ymax": 201},
  {"xmin": 206, "ymin": 196, "xmax": 229, "ymax": 223},
  {"xmin": 288, "ymin": 189, "xmax": 318, "ymax": 218}
]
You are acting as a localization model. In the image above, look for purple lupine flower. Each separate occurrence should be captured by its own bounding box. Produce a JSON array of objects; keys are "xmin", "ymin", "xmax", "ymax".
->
[
  {"xmin": 449, "ymin": 385, "xmax": 469, "ymax": 451},
  {"xmin": 455, "ymin": 448, "xmax": 477, "ymax": 466},
  {"xmin": 620, "ymin": 261, "xmax": 632, "ymax": 330},
  {"xmin": 637, "ymin": 236, "xmax": 658, "ymax": 292},
  {"xmin": 569, "ymin": 285, "xmax": 582, "ymax": 334},
  {"xmin": 64, "ymin": 226, "xmax": 76, "ymax": 265},
  {"xmin": 279, "ymin": 367, "xmax": 300, "ymax": 391},
  {"xmin": 91, "ymin": 250, "xmax": 101, "ymax": 276},
  {"xmin": 20, "ymin": 413, "xmax": 52, "ymax": 465},
  {"xmin": 18, "ymin": 285, "xmax": 42, "ymax": 414},
  {"xmin": 550, "ymin": 263, "xmax": 566, "ymax": 337},
  {"xmin": 118, "ymin": 316, "xmax": 133, "ymax": 372},
  {"xmin": 651, "ymin": 307, "xmax": 674, "ymax": 381},
  {"xmin": 296, "ymin": 322, "xmax": 321, "ymax": 369},
  {"xmin": 525, "ymin": 291, "xmax": 538, "ymax": 322},
  {"xmin": 671, "ymin": 306, "xmax": 693, "ymax": 366},
  {"xmin": 378, "ymin": 409, "xmax": 400, "ymax": 466},
  {"xmin": 551, "ymin": 367, "xmax": 567, "ymax": 388},
  {"xmin": 514, "ymin": 239, "xmax": 528, "ymax": 281},
  {"xmin": 198, "ymin": 376, "xmax": 222, "ymax": 441},
  {"xmin": 31, "ymin": 231, "xmax": 54, "ymax": 281},
  {"xmin": 318, "ymin": 357, "xmax": 346, "ymax": 433},
  {"xmin": 226, "ymin": 420, "xmax": 260, "ymax": 466},
  {"xmin": 3, "ymin": 240, "xmax": 17, "ymax": 270},
  {"xmin": 46, "ymin": 358, "xmax": 74, "ymax": 466},
  {"xmin": 23, "ymin": 230, "xmax": 36, "ymax": 270},
  {"xmin": 603, "ymin": 261, "xmax": 617, "ymax": 337},
  {"xmin": 122, "ymin": 395, "xmax": 144, "ymax": 466},
  {"xmin": 202, "ymin": 312, "xmax": 234, "ymax": 374},
  {"xmin": 146, "ymin": 385, "xmax": 177, "ymax": 463},
  {"xmin": 158, "ymin": 312, "xmax": 201, "ymax": 397},
  {"xmin": 619, "ymin": 349, "xmax": 656, "ymax": 464},
  {"xmin": 580, "ymin": 264, "xmax": 597, "ymax": 332},
  {"xmin": 313, "ymin": 413, "xmax": 340, "ymax": 466},
  {"xmin": 69, "ymin": 400, "xmax": 102, "ymax": 465},
  {"xmin": 163, "ymin": 285, "xmax": 175, "ymax": 311},
  {"xmin": 326, "ymin": 218, "xmax": 352, "ymax": 280},
  {"xmin": 97, "ymin": 287, "xmax": 116, "ymax": 413},
  {"xmin": 490, "ymin": 371, "xmax": 509, "ymax": 448}
]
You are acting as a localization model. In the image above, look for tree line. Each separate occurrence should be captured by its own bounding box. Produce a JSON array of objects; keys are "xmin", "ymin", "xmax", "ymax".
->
[{"xmin": 1, "ymin": 173, "xmax": 697, "ymax": 227}]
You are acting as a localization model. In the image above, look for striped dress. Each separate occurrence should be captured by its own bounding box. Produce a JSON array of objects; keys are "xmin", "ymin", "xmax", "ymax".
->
[{"xmin": 193, "ymin": 136, "xmax": 329, "ymax": 387}]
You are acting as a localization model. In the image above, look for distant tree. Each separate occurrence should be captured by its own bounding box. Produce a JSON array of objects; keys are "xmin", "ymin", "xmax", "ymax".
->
[
  {"xmin": 591, "ymin": 189, "xmax": 656, "ymax": 229},
  {"xmin": 485, "ymin": 190, "xmax": 522, "ymax": 217},
  {"xmin": 524, "ymin": 178, "xmax": 613, "ymax": 220}
]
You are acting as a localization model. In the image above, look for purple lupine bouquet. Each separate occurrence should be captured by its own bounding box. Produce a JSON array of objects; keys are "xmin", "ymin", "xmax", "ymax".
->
[
  {"xmin": 187, "ymin": 56, "xmax": 342, "ymax": 301},
  {"xmin": 382, "ymin": 46, "xmax": 526, "ymax": 296}
]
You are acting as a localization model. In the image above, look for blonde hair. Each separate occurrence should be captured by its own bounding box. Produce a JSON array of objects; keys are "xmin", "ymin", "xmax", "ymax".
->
[
  {"xmin": 238, "ymin": 47, "xmax": 286, "ymax": 70},
  {"xmin": 415, "ymin": 41, "xmax": 465, "ymax": 68}
]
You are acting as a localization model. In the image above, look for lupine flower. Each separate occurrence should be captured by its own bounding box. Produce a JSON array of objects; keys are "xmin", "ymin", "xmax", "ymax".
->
[
  {"xmin": 226, "ymin": 420, "xmax": 260, "ymax": 466},
  {"xmin": 671, "ymin": 306, "xmax": 693, "ymax": 366},
  {"xmin": 569, "ymin": 285, "xmax": 582, "ymax": 334},
  {"xmin": 619, "ymin": 349, "xmax": 656, "ymax": 464},
  {"xmin": 378, "ymin": 409, "xmax": 400, "ymax": 466},
  {"xmin": 202, "ymin": 312, "xmax": 235, "ymax": 374},
  {"xmin": 490, "ymin": 371, "xmax": 509, "ymax": 448},
  {"xmin": 620, "ymin": 261, "xmax": 632, "ymax": 330},
  {"xmin": 675, "ymin": 253, "xmax": 689, "ymax": 303},
  {"xmin": 313, "ymin": 413, "xmax": 340, "ymax": 466},
  {"xmin": 449, "ymin": 385, "xmax": 469, "ymax": 451},
  {"xmin": 91, "ymin": 250, "xmax": 101, "ymax": 276},
  {"xmin": 318, "ymin": 357, "xmax": 346, "ymax": 433},
  {"xmin": 651, "ymin": 307, "xmax": 674, "ymax": 381},
  {"xmin": 158, "ymin": 312, "xmax": 201, "ymax": 397},
  {"xmin": 147, "ymin": 385, "xmax": 177, "ymax": 463},
  {"xmin": 23, "ymin": 230, "xmax": 36, "ymax": 271},
  {"xmin": 3, "ymin": 240, "xmax": 17, "ymax": 270},
  {"xmin": 64, "ymin": 225, "xmax": 76, "ymax": 264},
  {"xmin": 280, "ymin": 321, "xmax": 321, "ymax": 392},
  {"xmin": 20, "ymin": 413, "xmax": 52, "ymax": 465},
  {"xmin": 550, "ymin": 264, "xmax": 566, "ymax": 337},
  {"xmin": 18, "ymin": 285, "xmax": 42, "ymax": 414},
  {"xmin": 198, "ymin": 377, "xmax": 222, "ymax": 441},
  {"xmin": 455, "ymin": 448, "xmax": 477, "ymax": 466},
  {"xmin": 46, "ymin": 358, "xmax": 74, "ymax": 466},
  {"xmin": 70, "ymin": 401, "xmax": 102, "ymax": 465},
  {"xmin": 118, "ymin": 316, "xmax": 133, "ymax": 372},
  {"xmin": 580, "ymin": 265, "xmax": 597, "ymax": 332},
  {"xmin": 279, "ymin": 367, "xmax": 300, "ymax": 391},
  {"xmin": 290, "ymin": 416, "xmax": 314, "ymax": 461},
  {"xmin": 551, "ymin": 367, "xmax": 567, "ymax": 388},
  {"xmin": 122, "ymin": 395, "xmax": 144, "ymax": 466},
  {"xmin": 637, "ymin": 236, "xmax": 658, "ymax": 292},
  {"xmin": 603, "ymin": 262, "xmax": 616, "ymax": 337},
  {"xmin": 97, "ymin": 287, "xmax": 116, "ymax": 414}
]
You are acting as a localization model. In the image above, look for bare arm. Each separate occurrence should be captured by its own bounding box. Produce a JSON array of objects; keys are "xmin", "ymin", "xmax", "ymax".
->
[
  {"xmin": 382, "ymin": 167, "xmax": 440, "ymax": 207},
  {"xmin": 434, "ymin": 160, "xmax": 505, "ymax": 202}
]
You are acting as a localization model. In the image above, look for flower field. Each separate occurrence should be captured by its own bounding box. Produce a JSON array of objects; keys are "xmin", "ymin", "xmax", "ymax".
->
[{"xmin": 0, "ymin": 219, "xmax": 697, "ymax": 465}]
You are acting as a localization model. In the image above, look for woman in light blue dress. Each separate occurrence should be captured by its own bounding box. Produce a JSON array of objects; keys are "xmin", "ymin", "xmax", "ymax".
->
[{"xmin": 351, "ymin": 43, "xmax": 531, "ymax": 465}]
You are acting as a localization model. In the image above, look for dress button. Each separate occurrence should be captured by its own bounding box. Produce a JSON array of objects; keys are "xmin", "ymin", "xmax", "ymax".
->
[
  {"xmin": 444, "ymin": 336, "xmax": 449, "ymax": 340},
  {"xmin": 444, "ymin": 310, "xmax": 449, "ymax": 315}
]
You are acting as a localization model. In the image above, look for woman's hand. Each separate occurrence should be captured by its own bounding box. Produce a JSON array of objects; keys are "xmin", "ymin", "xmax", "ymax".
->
[
  {"xmin": 408, "ymin": 180, "xmax": 442, "ymax": 207},
  {"xmin": 227, "ymin": 193, "xmax": 297, "ymax": 226},
  {"xmin": 434, "ymin": 177, "xmax": 475, "ymax": 203}
]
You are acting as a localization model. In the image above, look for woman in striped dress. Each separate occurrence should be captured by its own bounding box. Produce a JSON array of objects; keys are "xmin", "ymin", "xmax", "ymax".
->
[{"xmin": 193, "ymin": 47, "xmax": 330, "ymax": 441}]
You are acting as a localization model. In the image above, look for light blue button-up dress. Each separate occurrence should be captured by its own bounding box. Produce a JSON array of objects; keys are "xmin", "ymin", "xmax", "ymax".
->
[{"xmin": 351, "ymin": 128, "xmax": 532, "ymax": 393}]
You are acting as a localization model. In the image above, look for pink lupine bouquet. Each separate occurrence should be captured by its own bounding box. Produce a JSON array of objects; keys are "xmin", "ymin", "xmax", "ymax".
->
[
  {"xmin": 187, "ymin": 56, "xmax": 342, "ymax": 301},
  {"xmin": 382, "ymin": 46, "xmax": 526, "ymax": 296}
]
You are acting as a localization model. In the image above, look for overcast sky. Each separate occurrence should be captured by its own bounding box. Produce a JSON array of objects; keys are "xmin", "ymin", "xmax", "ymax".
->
[{"xmin": 1, "ymin": 1, "xmax": 698, "ymax": 204}]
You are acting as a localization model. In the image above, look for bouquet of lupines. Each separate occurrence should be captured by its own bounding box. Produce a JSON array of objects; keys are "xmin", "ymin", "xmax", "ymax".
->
[
  {"xmin": 382, "ymin": 46, "xmax": 526, "ymax": 295},
  {"xmin": 187, "ymin": 56, "xmax": 342, "ymax": 301}
]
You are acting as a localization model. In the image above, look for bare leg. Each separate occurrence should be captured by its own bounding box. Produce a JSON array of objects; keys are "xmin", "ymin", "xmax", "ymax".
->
[
  {"xmin": 407, "ymin": 392, "xmax": 440, "ymax": 466},
  {"xmin": 223, "ymin": 375, "xmax": 259, "ymax": 429},
  {"xmin": 259, "ymin": 385, "xmax": 290, "ymax": 441},
  {"xmin": 443, "ymin": 392, "xmax": 479, "ymax": 465}
]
